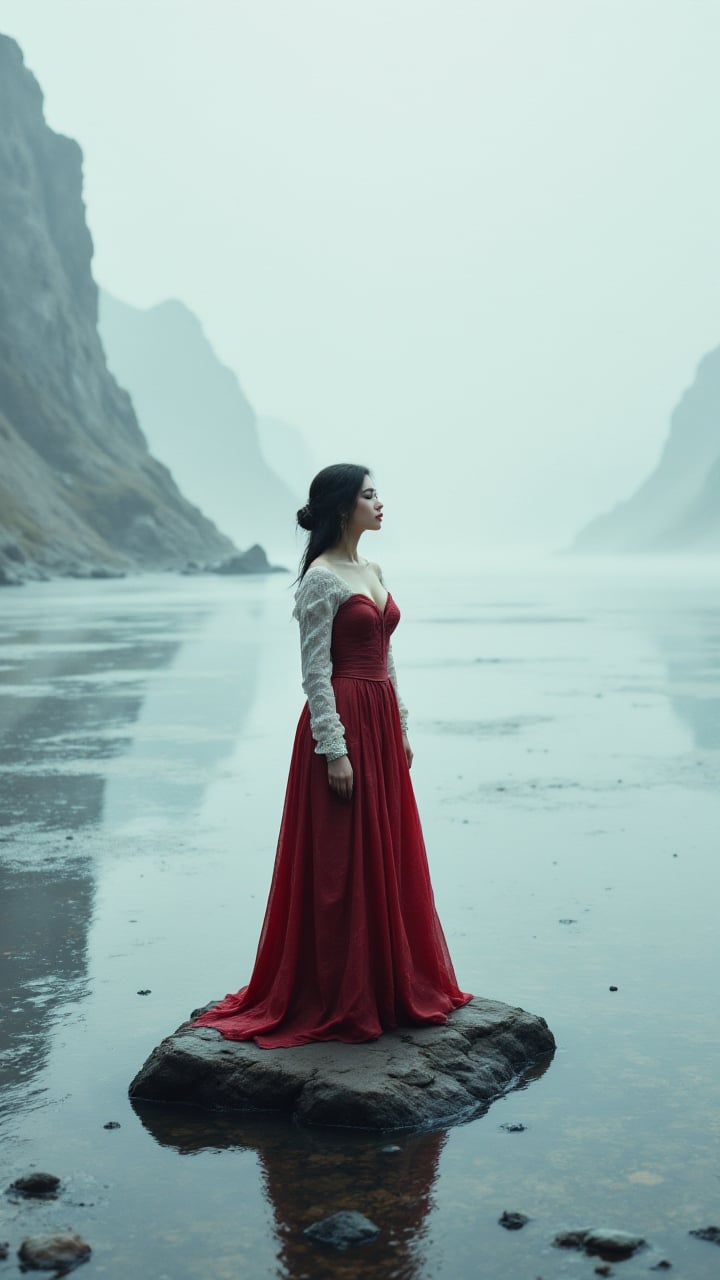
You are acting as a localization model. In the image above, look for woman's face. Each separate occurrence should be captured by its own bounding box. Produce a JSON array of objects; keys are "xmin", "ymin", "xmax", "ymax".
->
[{"xmin": 350, "ymin": 475, "xmax": 383, "ymax": 534}]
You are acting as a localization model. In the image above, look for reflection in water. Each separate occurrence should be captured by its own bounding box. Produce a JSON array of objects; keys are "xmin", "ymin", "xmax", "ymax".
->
[
  {"xmin": 0, "ymin": 589, "xmax": 263, "ymax": 1123},
  {"xmin": 130, "ymin": 1051, "xmax": 554, "ymax": 1280},
  {"xmin": 0, "ymin": 859, "xmax": 94, "ymax": 1115},
  {"xmin": 132, "ymin": 1102, "xmax": 446, "ymax": 1280},
  {"xmin": 654, "ymin": 607, "xmax": 720, "ymax": 750}
]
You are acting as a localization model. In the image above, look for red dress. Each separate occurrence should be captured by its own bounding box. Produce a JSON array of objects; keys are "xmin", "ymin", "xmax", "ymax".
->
[{"xmin": 193, "ymin": 590, "xmax": 471, "ymax": 1047}]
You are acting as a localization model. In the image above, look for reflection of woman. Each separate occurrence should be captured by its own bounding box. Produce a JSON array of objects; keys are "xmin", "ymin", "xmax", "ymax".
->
[
  {"xmin": 194, "ymin": 464, "xmax": 471, "ymax": 1047},
  {"xmin": 132, "ymin": 1099, "xmax": 447, "ymax": 1280}
]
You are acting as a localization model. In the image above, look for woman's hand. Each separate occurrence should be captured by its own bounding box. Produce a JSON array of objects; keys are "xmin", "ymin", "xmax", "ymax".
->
[
  {"xmin": 402, "ymin": 733, "xmax": 414, "ymax": 769},
  {"xmin": 328, "ymin": 755, "xmax": 354, "ymax": 800}
]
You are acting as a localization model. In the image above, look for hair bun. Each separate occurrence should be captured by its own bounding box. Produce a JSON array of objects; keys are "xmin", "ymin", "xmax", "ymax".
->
[{"xmin": 297, "ymin": 503, "xmax": 314, "ymax": 531}]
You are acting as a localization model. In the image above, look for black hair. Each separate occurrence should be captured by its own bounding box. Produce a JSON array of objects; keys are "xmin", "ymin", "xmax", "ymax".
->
[{"xmin": 297, "ymin": 463, "xmax": 370, "ymax": 579}]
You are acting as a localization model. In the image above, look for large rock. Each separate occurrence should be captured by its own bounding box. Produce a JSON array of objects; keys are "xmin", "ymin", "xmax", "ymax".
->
[{"xmin": 129, "ymin": 997, "xmax": 555, "ymax": 1130}]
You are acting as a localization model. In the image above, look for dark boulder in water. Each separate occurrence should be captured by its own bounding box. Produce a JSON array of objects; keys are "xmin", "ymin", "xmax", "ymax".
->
[{"xmin": 129, "ymin": 996, "xmax": 555, "ymax": 1130}]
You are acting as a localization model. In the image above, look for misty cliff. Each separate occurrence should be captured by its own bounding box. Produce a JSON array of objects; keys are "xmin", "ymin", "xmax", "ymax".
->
[
  {"xmin": 0, "ymin": 35, "xmax": 234, "ymax": 583},
  {"xmin": 99, "ymin": 293, "xmax": 298, "ymax": 556},
  {"xmin": 572, "ymin": 347, "xmax": 720, "ymax": 553}
]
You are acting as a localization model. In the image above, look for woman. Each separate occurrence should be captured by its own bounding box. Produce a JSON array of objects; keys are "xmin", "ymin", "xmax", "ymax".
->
[{"xmin": 194, "ymin": 464, "xmax": 471, "ymax": 1047}]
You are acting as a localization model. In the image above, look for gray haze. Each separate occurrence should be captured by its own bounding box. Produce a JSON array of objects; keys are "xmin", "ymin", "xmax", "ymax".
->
[{"xmin": 4, "ymin": 0, "xmax": 720, "ymax": 562}]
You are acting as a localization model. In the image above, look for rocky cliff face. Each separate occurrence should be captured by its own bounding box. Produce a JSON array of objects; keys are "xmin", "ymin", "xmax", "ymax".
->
[
  {"xmin": 0, "ymin": 36, "xmax": 233, "ymax": 583},
  {"xmin": 99, "ymin": 293, "xmax": 299, "ymax": 558},
  {"xmin": 572, "ymin": 348, "xmax": 720, "ymax": 553}
]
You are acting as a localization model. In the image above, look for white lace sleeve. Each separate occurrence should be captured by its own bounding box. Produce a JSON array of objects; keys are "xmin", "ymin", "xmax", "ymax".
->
[
  {"xmin": 292, "ymin": 569, "xmax": 350, "ymax": 760},
  {"xmin": 373, "ymin": 562, "xmax": 409, "ymax": 734},
  {"xmin": 386, "ymin": 641, "xmax": 409, "ymax": 734}
]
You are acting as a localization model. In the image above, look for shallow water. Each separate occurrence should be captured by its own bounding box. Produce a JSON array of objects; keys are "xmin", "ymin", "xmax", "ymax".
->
[{"xmin": 1, "ymin": 560, "xmax": 719, "ymax": 1278}]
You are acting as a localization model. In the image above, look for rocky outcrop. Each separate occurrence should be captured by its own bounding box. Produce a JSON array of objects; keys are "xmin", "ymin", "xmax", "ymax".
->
[
  {"xmin": 572, "ymin": 347, "xmax": 720, "ymax": 553},
  {"xmin": 99, "ymin": 293, "xmax": 299, "ymax": 557},
  {"xmin": 129, "ymin": 997, "xmax": 555, "ymax": 1130},
  {"xmin": 0, "ymin": 36, "xmax": 234, "ymax": 584}
]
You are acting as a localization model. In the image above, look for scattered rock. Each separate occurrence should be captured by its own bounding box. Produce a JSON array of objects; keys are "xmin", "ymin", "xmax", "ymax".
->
[
  {"xmin": 499, "ymin": 1211, "xmax": 529, "ymax": 1230},
  {"xmin": 650, "ymin": 1262, "xmax": 672, "ymax": 1271},
  {"xmin": 303, "ymin": 1211, "xmax": 380, "ymax": 1250},
  {"xmin": 594, "ymin": 1266, "xmax": 612, "ymax": 1277},
  {"xmin": 8, "ymin": 1172, "xmax": 61, "ymax": 1198},
  {"xmin": 553, "ymin": 1228, "xmax": 647, "ymax": 1261},
  {"xmin": 609, "ymin": 986, "xmax": 618, "ymax": 992},
  {"xmin": 558, "ymin": 918, "xmax": 577, "ymax": 925},
  {"xmin": 689, "ymin": 1226, "xmax": 720, "ymax": 1245},
  {"xmin": 500, "ymin": 1122, "xmax": 526, "ymax": 1132},
  {"xmin": 136, "ymin": 989, "xmax": 151, "ymax": 996},
  {"xmin": 554, "ymin": 1229, "xmax": 589, "ymax": 1250},
  {"xmin": 103, "ymin": 1121, "xmax": 121, "ymax": 1130},
  {"xmin": 209, "ymin": 545, "xmax": 284, "ymax": 575},
  {"xmin": 18, "ymin": 1232, "xmax": 91, "ymax": 1271},
  {"xmin": 129, "ymin": 997, "xmax": 555, "ymax": 1130}
]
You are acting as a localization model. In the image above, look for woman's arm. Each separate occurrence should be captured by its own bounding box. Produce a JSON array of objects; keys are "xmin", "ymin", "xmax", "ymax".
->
[
  {"xmin": 386, "ymin": 641, "xmax": 409, "ymax": 735},
  {"xmin": 293, "ymin": 570, "xmax": 348, "ymax": 760}
]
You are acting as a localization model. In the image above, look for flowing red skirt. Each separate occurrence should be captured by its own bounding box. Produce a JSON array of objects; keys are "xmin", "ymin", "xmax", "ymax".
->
[{"xmin": 194, "ymin": 674, "xmax": 472, "ymax": 1047}]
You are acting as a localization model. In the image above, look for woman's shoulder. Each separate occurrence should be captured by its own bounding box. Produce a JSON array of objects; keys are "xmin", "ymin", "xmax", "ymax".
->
[{"xmin": 293, "ymin": 562, "xmax": 350, "ymax": 617}]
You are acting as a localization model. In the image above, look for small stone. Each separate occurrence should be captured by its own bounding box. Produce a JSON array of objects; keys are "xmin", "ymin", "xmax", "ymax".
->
[
  {"xmin": 136, "ymin": 989, "xmax": 151, "ymax": 996},
  {"xmin": 594, "ymin": 1267, "xmax": 612, "ymax": 1277},
  {"xmin": 499, "ymin": 1211, "xmax": 529, "ymax": 1231},
  {"xmin": 554, "ymin": 1230, "xmax": 590, "ymax": 1250},
  {"xmin": 500, "ymin": 1122, "xmax": 526, "ymax": 1132},
  {"xmin": 103, "ymin": 1121, "xmax": 121, "ymax": 1130},
  {"xmin": 609, "ymin": 986, "xmax": 618, "ymax": 992},
  {"xmin": 650, "ymin": 1262, "xmax": 672, "ymax": 1271},
  {"xmin": 553, "ymin": 1228, "xmax": 647, "ymax": 1260},
  {"xmin": 689, "ymin": 1226, "xmax": 720, "ymax": 1245},
  {"xmin": 303, "ymin": 1211, "xmax": 380, "ymax": 1250},
  {"xmin": 584, "ymin": 1229, "xmax": 647, "ymax": 1260},
  {"xmin": 18, "ymin": 1232, "xmax": 91, "ymax": 1271},
  {"xmin": 9, "ymin": 1172, "xmax": 61, "ymax": 1198},
  {"xmin": 558, "ymin": 919, "xmax": 577, "ymax": 925}
]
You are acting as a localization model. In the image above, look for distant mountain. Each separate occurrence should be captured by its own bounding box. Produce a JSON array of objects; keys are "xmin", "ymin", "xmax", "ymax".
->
[
  {"xmin": 572, "ymin": 348, "xmax": 720, "ymax": 553},
  {"xmin": 99, "ymin": 294, "xmax": 299, "ymax": 557},
  {"xmin": 0, "ymin": 35, "xmax": 233, "ymax": 584},
  {"xmin": 256, "ymin": 416, "xmax": 318, "ymax": 501}
]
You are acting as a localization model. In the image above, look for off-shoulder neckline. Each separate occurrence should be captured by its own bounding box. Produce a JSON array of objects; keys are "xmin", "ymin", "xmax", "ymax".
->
[{"xmin": 301, "ymin": 563, "xmax": 389, "ymax": 612}]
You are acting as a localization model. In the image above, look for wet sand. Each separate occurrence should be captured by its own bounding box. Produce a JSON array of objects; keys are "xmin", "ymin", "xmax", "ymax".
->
[{"xmin": 1, "ymin": 560, "xmax": 719, "ymax": 1278}]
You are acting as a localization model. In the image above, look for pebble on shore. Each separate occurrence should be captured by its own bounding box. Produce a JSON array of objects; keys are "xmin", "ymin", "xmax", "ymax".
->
[{"xmin": 18, "ymin": 1233, "xmax": 91, "ymax": 1272}]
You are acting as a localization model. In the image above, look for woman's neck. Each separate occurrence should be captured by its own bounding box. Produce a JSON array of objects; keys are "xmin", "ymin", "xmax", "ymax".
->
[{"xmin": 329, "ymin": 534, "xmax": 363, "ymax": 564}]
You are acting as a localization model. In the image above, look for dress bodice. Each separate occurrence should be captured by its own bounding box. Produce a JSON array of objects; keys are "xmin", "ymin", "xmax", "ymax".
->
[
  {"xmin": 293, "ymin": 566, "xmax": 408, "ymax": 759},
  {"xmin": 330, "ymin": 594, "xmax": 401, "ymax": 681}
]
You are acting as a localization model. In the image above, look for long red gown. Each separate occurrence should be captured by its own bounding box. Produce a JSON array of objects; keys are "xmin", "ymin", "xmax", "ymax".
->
[{"xmin": 193, "ymin": 591, "xmax": 472, "ymax": 1047}]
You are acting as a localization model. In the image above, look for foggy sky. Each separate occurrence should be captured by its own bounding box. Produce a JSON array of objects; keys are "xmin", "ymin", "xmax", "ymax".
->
[{"xmin": 4, "ymin": 0, "xmax": 720, "ymax": 561}]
